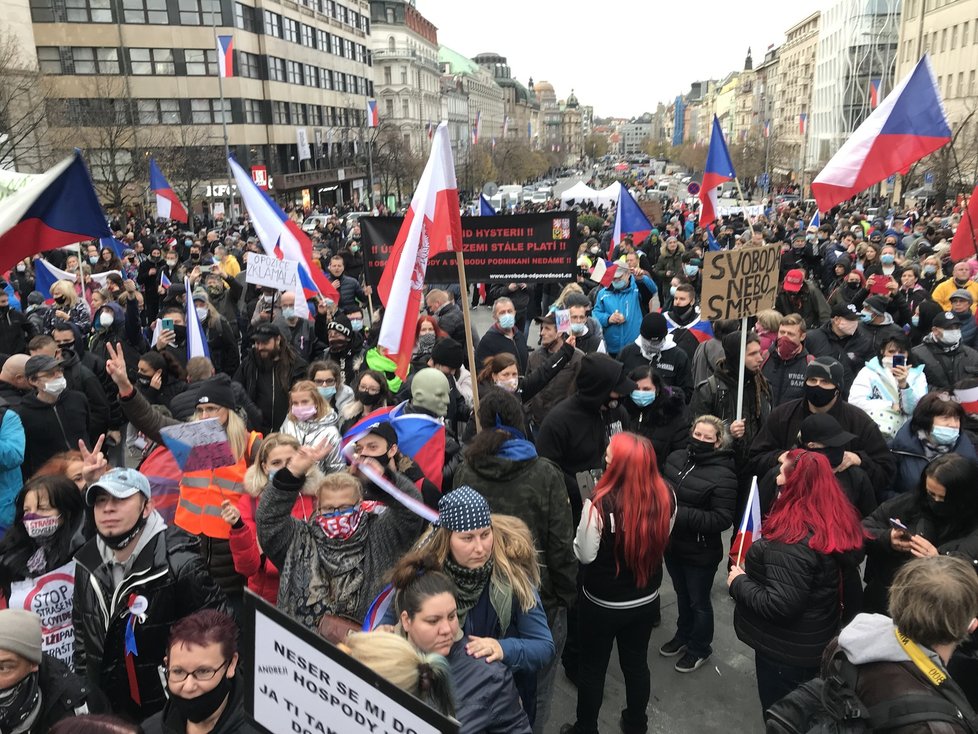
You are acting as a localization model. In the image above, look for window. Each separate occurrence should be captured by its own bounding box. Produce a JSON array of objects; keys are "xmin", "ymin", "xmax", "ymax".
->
[
  {"xmin": 383, "ymin": 66, "xmax": 391, "ymax": 84},
  {"xmin": 325, "ymin": 0, "xmax": 334, "ymax": 17},
  {"xmin": 137, "ymin": 99, "xmax": 181, "ymax": 124},
  {"xmin": 317, "ymin": 30, "xmax": 329, "ymax": 50},
  {"xmin": 969, "ymin": 70, "xmax": 976, "ymax": 96},
  {"xmin": 343, "ymin": 39, "xmax": 352, "ymax": 58},
  {"xmin": 66, "ymin": 0, "xmax": 112, "ymax": 22},
  {"xmin": 401, "ymin": 98, "xmax": 409, "ymax": 117},
  {"xmin": 36, "ymin": 47, "xmax": 63, "ymax": 73},
  {"xmin": 946, "ymin": 75, "xmax": 953, "ymax": 98},
  {"xmin": 952, "ymin": 25, "xmax": 959, "ymax": 49},
  {"xmin": 400, "ymin": 66, "xmax": 406, "ymax": 84},
  {"xmin": 320, "ymin": 68, "xmax": 332, "ymax": 90},
  {"xmin": 123, "ymin": 0, "xmax": 166, "ymax": 23},
  {"xmin": 310, "ymin": 105, "xmax": 322, "ymax": 126},
  {"xmin": 268, "ymin": 56, "xmax": 285, "ymax": 81},
  {"xmin": 958, "ymin": 71, "xmax": 965, "ymax": 97},
  {"xmin": 385, "ymin": 99, "xmax": 393, "ymax": 117},
  {"xmin": 385, "ymin": 7, "xmax": 393, "ymax": 23},
  {"xmin": 185, "ymin": 49, "xmax": 216, "ymax": 75},
  {"xmin": 290, "ymin": 103, "xmax": 307, "ymax": 125},
  {"xmin": 129, "ymin": 48, "xmax": 174, "ymax": 75},
  {"xmin": 264, "ymin": 10, "xmax": 281, "ymax": 37},
  {"xmin": 272, "ymin": 101, "xmax": 288, "ymax": 124},
  {"xmin": 355, "ymin": 44, "xmax": 365, "ymax": 63},
  {"xmin": 331, "ymin": 35, "xmax": 340, "ymax": 55},
  {"xmin": 30, "ymin": 0, "xmax": 56, "ymax": 23},
  {"xmin": 336, "ymin": 72, "xmax": 346, "ymax": 92},
  {"xmin": 72, "ymin": 47, "xmax": 120, "ymax": 74},
  {"xmin": 190, "ymin": 98, "xmax": 230, "ymax": 123},
  {"xmin": 941, "ymin": 28, "xmax": 947, "ymax": 52},
  {"xmin": 284, "ymin": 17, "xmax": 298, "ymax": 43},
  {"xmin": 244, "ymin": 99, "xmax": 263, "ymax": 124},
  {"xmin": 301, "ymin": 24, "xmax": 314, "ymax": 47},
  {"xmin": 303, "ymin": 64, "xmax": 317, "ymax": 86},
  {"xmin": 239, "ymin": 51, "xmax": 260, "ymax": 78},
  {"xmin": 287, "ymin": 60, "xmax": 302, "ymax": 85},
  {"xmin": 234, "ymin": 2, "xmax": 255, "ymax": 30}
]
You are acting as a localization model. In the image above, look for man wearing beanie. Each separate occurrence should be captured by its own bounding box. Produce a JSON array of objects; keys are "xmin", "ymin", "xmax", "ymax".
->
[
  {"xmin": 0, "ymin": 609, "xmax": 106, "ymax": 730},
  {"xmin": 317, "ymin": 311, "xmax": 364, "ymax": 385},
  {"xmin": 525, "ymin": 313, "xmax": 584, "ymax": 431},
  {"xmin": 617, "ymin": 312, "xmax": 692, "ymax": 401}
]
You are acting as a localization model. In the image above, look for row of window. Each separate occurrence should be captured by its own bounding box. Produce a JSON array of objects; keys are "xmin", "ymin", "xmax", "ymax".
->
[
  {"xmin": 232, "ymin": 4, "xmax": 367, "ymax": 64},
  {"xmin": 937, "ymin": 69, "xmax": 978, "ymax": 99},
  {"xmin": 48, "ymin": 97, "xmax": 366, "ymax": 129},
  {"xmin": 905, "ymin": 20, "xmax": 978, "ymax": 60}
]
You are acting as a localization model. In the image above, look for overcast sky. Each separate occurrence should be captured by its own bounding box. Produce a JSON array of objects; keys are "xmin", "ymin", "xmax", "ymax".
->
[{"xmin": 414, "ymin": 0, "xmax": 824, "ymax": 119}]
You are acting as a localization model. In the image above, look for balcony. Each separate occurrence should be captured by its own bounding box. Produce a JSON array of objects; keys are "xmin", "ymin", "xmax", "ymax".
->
[
  {"xmin": 373, "ymin": 47, "xmax": 440, "ymax": 71},
  {"xmin": 277, "ymin": 166, "xmax": 366, "ymax": 190}
]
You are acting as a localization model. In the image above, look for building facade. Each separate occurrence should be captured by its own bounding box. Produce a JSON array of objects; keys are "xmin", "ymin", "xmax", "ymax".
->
[
  {"xmin": 774, "ymin": 11, "xmax": 820, "ymax": 180},
  {"xmin": 621, "ymin": 116, "xmax": 653, "ymax": 156},
  {"xmin": 438, "ymin": 44, "xmax": 504, "ymax": 148},
  {"xmin": 473, "ymin": 52, "xmax": 540, "ymax": 145}
]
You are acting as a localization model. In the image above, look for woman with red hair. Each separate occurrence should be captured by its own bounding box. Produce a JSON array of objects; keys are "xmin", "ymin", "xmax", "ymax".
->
[
  {"xmin": 727, "ymin": 449, "xmax": 866, "ymax": 718},
  {"xmin": 411, "ymin": 315, "xmax": 447, "ymax": 373},
  {"xmin": 561, "ymin": 432, "xmax": 674, "ymax": 734}
]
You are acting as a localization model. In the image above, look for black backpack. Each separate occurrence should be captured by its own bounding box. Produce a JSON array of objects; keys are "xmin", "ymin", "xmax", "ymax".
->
[{"xmin": 765, "ymin": 649, "xmax": 977, "ymax": 734}]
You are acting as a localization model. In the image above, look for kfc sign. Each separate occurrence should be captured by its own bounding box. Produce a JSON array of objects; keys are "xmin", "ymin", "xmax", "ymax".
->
[{"xmin": 251, "ymin": 165, "xmax": 268, "ymax": 191}]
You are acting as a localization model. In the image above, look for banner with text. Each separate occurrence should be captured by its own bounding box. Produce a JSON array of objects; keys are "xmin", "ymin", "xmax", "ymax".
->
[
  {"xmin": 8, "ymin": 561, "xmax": 75, "ymax": 665},
  {"xmin": 244, "ymin": 593, "xmax": 458, "ymax": 734},
  {"xmin": 700, "ymin": 244, "xmax": 780, "ymax": 321},
  {"xmin": 361, "ymin": 213, "xmax": 577, "ymax": 285},
  {"xmin": 246, "ymin": 253, "xmax": 300, "ymax": 291}
]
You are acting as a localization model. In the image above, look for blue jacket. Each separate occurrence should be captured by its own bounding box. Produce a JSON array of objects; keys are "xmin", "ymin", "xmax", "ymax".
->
[
  {"xmin": 593, "ymin": 275, "xmax": 656, "ymax": 355},
  {"xmin": 887, "ymin": 420, "xmax": 978, "ymax": 498},
  {"xmin": 0, "ymin": 409, "xmax": 25, "ymax": 535}
]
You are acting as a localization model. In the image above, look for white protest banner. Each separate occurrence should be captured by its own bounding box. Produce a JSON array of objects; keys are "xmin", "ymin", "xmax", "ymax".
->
[
  {"xmin": 244, "ymin": 593, "xmax": 458, "ymax": 734},
  {"xmin": 717, "ymin": 204, "xmax": 764, "ymax": 217},
  {"xmin": 700, "ymin": 243, "xmax": 781, "ymax": 321},
  {"xmin": 8, "ymin": 561, "xmax": 75, "ymax": 665},
  {"xmin": 246, "ymin": 252, "xmax": 300, "ymax": 292},
  {"xmin": 159, "ymin": 417, "xmax": 235, "ymax": 472}
]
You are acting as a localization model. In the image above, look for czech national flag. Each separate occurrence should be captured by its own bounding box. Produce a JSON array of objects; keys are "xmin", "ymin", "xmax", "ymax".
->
[
  {"xmin": 149, "ymin": 158, "xmax": 188, "ymax": 223},
  {"xmin": 812, "ymin": 55, "xmax": 951, "ymax": 213},
  {"xmin": 763, "ymin": 119, "xmax": 770, "ymax": 138},
  {"xmin": 100, "ymin": 235, "xmax": 128, "ymax": 258},
  {"xmin": 664, "ymin": 309, "xmax": 714, "ymax": 343},
  {"xmin": 366, "ymin": 99, "xmax": 379, "ymax": 128},
  {"xmin": 798, "ymin": 113, "xmax": 808, "ymax": 135},
  {"xmin": 611, "ymin": 187, "xmax": 653, "ymax": 247},
  {"xmin": 698, "ymin": 116, "xmax": 736, "ymax": 227},
  {"xmin": 34, "ymin": 258, "xmax": 77, "ymax": 299},
  {"xmin": 216, "ymin": 35, "xmax": 233, "ymax": 78},
  {"xmin": 869, "ymin": 78, "xmax": 881, "ymax": 109},
  {"xmin": 705, "ymin": 227, "xmax": 721, "ymax": 252},
  {"xmin": 479, "ymin": 194, "xmax": 496, "ymax": 216},
  {"xmin": 730, "ymin": 476, "xmax": 762, "ymax": 565},
  {"xmin": 0, "ymin": 153, "xmax": 110, "ymax": 277},
  {"xmin": 160, "ymin": 272, "xmax": 171, "ymax": 289},
  {"xmin": 809, "ymin": 211, "xmax": 820, "ymax": 229},
  {"xmin": 590, "ymin": 259, "xmax": 622, "ymax": 288}
]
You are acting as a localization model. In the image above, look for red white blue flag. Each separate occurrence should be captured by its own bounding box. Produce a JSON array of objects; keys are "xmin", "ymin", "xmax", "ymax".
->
[
  {"xmin": 366, "ymin": 99, "xmax": 379, "ymax": 128},
  {"xmin": 611, "ymin": 187, "xmax": 652, "ymax": 247},
  {"xmin": 763, "ymin": 119, "xmax": 770, "ymax": 138},
  {"xmin": 149, "ymin": 158, "xmax": 188, "ymax": 223},
  {"xmin": 590, "ymin": 259, "xmax": 622, "ymax": 288},
  {"xmin": 216, "ymin": 35, "xmax": 233, "ymax": 78},
  {"xmin": 731, "ymin": 476, "xmax": 761, "ymax": 565},
  {"xmin": 798, "ymin": 113, "xmax": 808, "ymax": 135},
  {"xmin": 697, "ymin": 115, "xmax": 736, "ymax": 227},
  {"xmin": 869, "ymin": 78, "xmax": 881, "ymax": 109}
]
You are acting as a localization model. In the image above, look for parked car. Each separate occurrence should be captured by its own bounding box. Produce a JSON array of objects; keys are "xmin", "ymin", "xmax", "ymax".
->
[{"xmin": 301, "ymin": 214, "xmax": 329, "ymax": 233}]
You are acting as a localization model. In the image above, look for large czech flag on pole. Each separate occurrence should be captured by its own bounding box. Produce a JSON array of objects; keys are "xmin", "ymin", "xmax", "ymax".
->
[
  {"xmin": 611, "ymin": 186, "xmax": 653, "ymax": 247},
  {"xmin": 378, "ymin": 121, "xmax": 462, "ymax": 380},
  {"xmin": 698, "ymin": 116, "xmax": 736, "ymax": 227},
  {"xmin": 812, "ymin": 55, "xmax": 951, "ymax": 213},
  {"xmin": 228, "ymin": 155, "xmax": 339, "ymax": 306},
  {"xmin": 149, "ymin": 158, "xmax": 188, "ymax": 223},
  {"xmin": 0, "ymin": 152, "xmax": 110, "ymax": 276}
]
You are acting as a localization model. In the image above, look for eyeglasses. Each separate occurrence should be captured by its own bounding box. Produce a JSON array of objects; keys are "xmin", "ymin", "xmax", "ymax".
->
[
  {"xmin": 165, "ymin": 659, "xmax": 229, "ymax": 683},
  {"xmin": 313, "ymin": 378, "xmax": 336, "ymax": 387}
]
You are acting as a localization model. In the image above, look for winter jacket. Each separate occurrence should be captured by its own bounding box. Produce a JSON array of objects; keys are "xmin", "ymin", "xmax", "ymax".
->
[
  {"xmin": 911, "ymin": 339, "xmax": 978, "ymax": 390},
  {"xmin": 525, "ymin": 344, "xmax": 582, "ymax": 427},
  {"xmin": 663, "ymin": 447, "xmax": 737, "ymax": 567},
  {"xmin": 592, "ymin": 277, "xmax": 651, "ymax": 355},
  {"xmin": 232, "ymin": 352, "xmax": 309, "ymax": 434},
  {"xmin": 448, "ymin": 636, "xmax": 532, "ymax": 734},
  {"xmin": 761, "ymin": 346, "xmax": 812, "ymax": 407},
  {"xmin": 758, "ymin": 462, "xmax": 877, "ymax": 519},
  {"xmin": 624, "ymin": 387, "xmax": 691, "ymax": 468},
  {"xmin": 454, "ymin": 447, "xmax": 577, "ymax": 615},
  {"xmin": 73, "ymin": 516, "xmax": 228, "ymax": 720},
  {"xmin": 863, "ymin": 492, "xmax": 978, "ymax": 614},
  {"xmin": 141, "ymin": 673, "xmax": 261, "ymax": 734},
  {"xmin": 748, "ymin": 397, "xmax": 896, "ymax": 491},
  {"xmin": 434, "ymin": 301, "xmax": 467, "ymax": 346},
  {"xmin": 775, "ymin": 284, "xmax": 831, "ymax": 330},
  {"xmin": 202, "ymin": 312, "xmax": 241, "ymax": 376},
  {"xmin": 862, "ymin": 315, "xmax": 907, "ymax": 356},
  {"xmin": 618, "ymin": 334, "xmax": 693, "ymax": 402},
  {"xmin": 278, "ymin": 413, "xmax": 343, "ymax": 472},
  {"xmin": 652, "ymin": 246, "xmax": 684, "ymax": 283},
  {"xmin": 690, "ymin": 365, "xmax": 771, "ymax": 472},
  {"xmin": 17, "ymin": 390, "xmax": 91, "ymax": 479},
  {"xmin": 729, "ymin": 535, "xmax": 863, "ymax": 667},
  {"xmin": 0, "ymin": 408, "xmax": 25, "ymax": 533},
  {"xmin": 474, "ymin": 325, "xmax": 529, "ymax": 375},
  {"xmin": 849, "ymin": 357, "xmax": 927, "ymax": 440},
  {"xmin": 331, "ymin": 273, "xmax": 366, "ymax": 311},
  {"xmin": 804, "ymin": 321, "xmax": 875, "ymax": 397},
  {"xmin": 88, "ymin": 301, "xmax": 146, "ymax": 383},
  {"xmin": 22, "ymin": 654, "xmax": 107, "ymax": 733},
  {"xmin": 663, "ymin": 306, "xmax": 711, "ymax": 363},
  {"xmin": 887, "ymin": 421, "xmax": 978, "ymax": 499},
  {"xmin": 0, "ymin": 306, "xmax": 34, "ymax": 355},
  {"xmin": 933, "ymin": 278, "xmax": 978, "ymax": 312},
  {"xmin": 58, "ymin": 350, "xmax": 112, "ymax": 438}
]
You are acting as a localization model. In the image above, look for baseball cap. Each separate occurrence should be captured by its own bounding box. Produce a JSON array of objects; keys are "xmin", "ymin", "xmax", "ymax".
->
[
  {"xmin": 85, "ymin": 467, "xmax": 151, "ymax": 506},
  {"xmin": 783, "ymin": 269, "xmax": 805, "ymax": 293},
  {"xmin": 805, "ymin": 356, "xmax": 844, "ymax": 387},
  {"xmin": 252, "ymin": 323, "xmax": 282, "ymax": 342},
  {"xmin": 864, "ymin": 295, "xmax": 889, "ymax": 314},
  {"xmin": 831, "ymin": 302, "xmax": 860, "ymax": 320},
  {"xmin": 800, "ymin": 413, "xmax": 856, "ymax": 448},
  {"xmin": 363, "ymin": 421, "xmax": 398, "ymax": 447},
  {"xmin": 24, "ymin": 355, "xmax": 62, "ymax": 380},
  {"xmin": 533, "ymin": 313, "xmax": 557, "ymax": 326},
  {"xmin": 933, "ymin": 311, "xmax": 959, "ymax": 329}
]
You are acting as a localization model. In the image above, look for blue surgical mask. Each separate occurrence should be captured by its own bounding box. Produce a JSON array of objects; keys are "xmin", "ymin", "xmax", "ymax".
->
[
  {"xmin": 911, "ymin": 314, "xmax": 920, "ymax": 327},
  {"xmin": 88, "ymin": 256, "xmax": 99, "ymax": 265},
  {"xmin": 669, "ymin": 286, "xmax": 678, "ymax": 297},
  {"xmin": 569, "ymin": 322, "xmax": 586, "ymax": 336},
  {"xmin": 930, "ymin": 425, "xmax": 959, "ymax": 446},
  {"xmin": 923, "ymin": 265, "xmax": 936, "ymax": 275},
  {"xmin": 684, "ymin": 264, "xmax": 699, "ymax": 277},
  {"xmin": 612, "ymin": 277, "xmax": 628, "ymax": 290},
  {"xmin": 860, "ymin": 311, "xmax": 875, "ymax": 323},
  {"xmin": 881, "ymin": 254, "xmax": 895, "ymax": 265},
  {"xmin": 349, "ymin": 319, "xmax": 363, "ymax": 332},
  {"xmin": 282, "ymin": 307, "xmax": 296, "ymax": 320},
  {"xmin": 498, "ymin": 313, "xmax": 516, "ymax": 330},
  {"xmin": 318, "ymin": 385, "xmax": 336, "ymax": 399},
  {"xmin": 184, "ymin": 238, "xmax": 193, "ymax": 247},
  {"xmin": 631, "ymin": 389, "xmax": 656, "ymax": 407}
]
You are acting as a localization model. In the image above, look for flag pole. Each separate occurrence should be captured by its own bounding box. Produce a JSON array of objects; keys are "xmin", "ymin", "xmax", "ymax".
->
[
  {"xmin": 455, "ymin": 251, "xmax": 481, "ymax": 432},
  {"xmin": 734, "ymin": 477, "xmax": 757, "ymax": 567},
  {"xmin": 212, "ymin": 13, "xmax": 233, "ymax": 224},
  {"xmin": 731, "ymin": 177, "xmax": 756, "ymax": 422}
]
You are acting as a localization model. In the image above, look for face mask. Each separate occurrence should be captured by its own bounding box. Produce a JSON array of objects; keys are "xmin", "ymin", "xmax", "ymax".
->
[
  {"xmin": 317, "ymin": 386, "xmax": 336, "ymax": 400},
  {"xmin": 836, "ymin": 319, "xmax": 859, "ymax": 336},
  {"xmin": 417, "ymin": 333, "xmax": 436, "ymax": 351},
  {"xmin": 315, "ymin": 505, "xmax": 363, "ymax": 540},
  {"xmin": 0, "ymin": 671, "xmax": 39, "ymax": 731},
  {"xmin": 169, "ymin": 674, "xmax": 232, "ymax": 724},
  {"xmin": 23, "ymin": 513, "xmax": 60, "ymax": 539},
  {"xmin": 859, "ymin": 311, "xmax": 875, "ymax": 324},
  {"xmin": 195, "ymin": 306, "xmax": 209, "ymax": 321},
  {"xmin": 630, "ymin": 389, "xmax": 655, "ymax": 407},
  {"xmin": 815, "ymin": 445, "xmax": 845, "ymax": 468},
  {"xmin": 173, "ymin": 324, "xmax": 187, "ymax": 343},
  {"xmin": 207, "ymin": 286, "xmax": 223, "ymax": 298},
  {"xmin": 88, "ymin": 256, "xmax": 99, "ymax": 265},
  {"xmin": 880, "ymin": 254, "xmax": 895, "ymax": 265},
  {"xmin": 925, "ymin": 497, "xmax": 955, "ymax": 519},
  {"xmin": 776, "ymin": 337, "xmax": 799, "ymax": 361},
  {"xmin": 930, "ymin": 425, "xmax": 959, "ymax": 446},
  {"xmin": 166, "ymin": 259, "xmax": 178, "ymax": 267},
  {"xmin": 281, "ymin": 307, "xmax": 296, "ymax": 320},
  {"xmin": 497, "ymin": 313, "xmax": 516, "ymax": 330},
  {"xmin": 98, "ymin": 509, "xmax": 148, "ymax": 550},
  {"xmin": 15, "ymin": 264, "xmax": 25, "ymax": 273},
  {"xmin": 669, "ymin": 286, "xmax": 678, "ymax": 297},
  {"xmin": 805, "ymin": 383, "xmax": 837, "ymax": 408},
  {"xmin": 357, "ymin": 390, "xmax": 381, "ymax": 406},
  {"xmin": 496, "ymin": 377, "xmax": 519, "ymax": 393},
  {"xmin": 350, "ymin": 244, "xmax": 360, "ymax": 253},
  {"xmin": 612, "ymin": 277, "xmax": 628, "ymax": 290},
  {"xmin": 137, "ymin": 375, "xmax": 152, "ymax": 388},
  {"xmin": 881, "ymin": 356, "xmax": 894, "ymax": 369},
  {"xmin": 43, "ymin": 376, "xmax": 67, "ymax": 397},
  {"xmin": 923, "ymin": 265, "xmax": 936, "ymax": 275},
  {"xmin": 184, "ymin": 239, "xmax": 194, "ymax": 247},
  {"xmin": 99, "ymin": 313, "xmax": 115, "ymax": 329},
  {"xmin": 911, "ymin": 314, "xmax": 920, "ymax": 327},
  {"xmin": 570, "ymin": 322, "xmax": 586, "ymax": 336},
  {"xmin": 291, "ymin": 405, "xmax": 317, "ymax": 421},
  {"xmin": 190, "ymin": 253, "xmax": 201, "ymax": 261},
  {"xmin": 54, "ymin": 295, "xmax": 67, "ymax": 305},
  {"xmin": 349, "ymin": 319, "xmax": 364, "ymax": 332},
  {"xmin": 688, "ymin": 437, "xmax": 715, "ymax": 454},
  {"xmin": 684, "ymin": 264, "xmax": 700, "ymax": 277}
]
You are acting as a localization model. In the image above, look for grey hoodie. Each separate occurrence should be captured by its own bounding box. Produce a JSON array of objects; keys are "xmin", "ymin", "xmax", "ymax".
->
[
  {"xmin": 97, "ymin": 510, "xmax": 167, "ymax": 589},
  {"xmin": 838, "ymin": 612, "xmax": 946, "ymax": 671}
]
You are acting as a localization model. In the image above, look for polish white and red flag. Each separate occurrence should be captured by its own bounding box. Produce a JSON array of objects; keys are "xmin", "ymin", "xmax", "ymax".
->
[{"xmin": 378, "ymin": 121, "xmax": 462, "ymax": 379}]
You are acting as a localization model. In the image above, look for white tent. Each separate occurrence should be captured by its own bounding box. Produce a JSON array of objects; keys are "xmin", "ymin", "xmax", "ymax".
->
[
  {"xmin": 559, "ymin": 181, "xmax": 600, "ymax": 205},
  {"xmin": 596, "ymin": 181, "xmax": 623, "ymax": 207}
]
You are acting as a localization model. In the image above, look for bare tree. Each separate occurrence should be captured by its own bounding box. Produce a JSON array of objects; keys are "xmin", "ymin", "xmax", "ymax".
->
[
  {"xmin": 153, "ymin": 124, "xmax": 226, "ymax": 216},
  {"xmin": 492, "ymin": 140, "xmax": 548, "ymax": 184},
  {"xmin": 372, "ymin": 123, "xmax": 421, "ymax": 205},
  {"xmin": 0, "ymin": 28, "xmax": 52, "ymax": 171}
]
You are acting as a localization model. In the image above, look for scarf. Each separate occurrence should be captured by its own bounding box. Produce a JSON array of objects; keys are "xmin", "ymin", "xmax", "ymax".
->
[
  {"xmin": 917, "ymin": 430, "xmax": 953, "ymax": 461},
  {"xmin": 639, "ymin": 337, "xmax": 664, "ymax": 361},
  {"xmin": 443, "ymin": 556, "xmax": 516, "ymax": 636},
  {"xmin": 922, "ymin": 333, "xmax": 960, "ymax": 354}
]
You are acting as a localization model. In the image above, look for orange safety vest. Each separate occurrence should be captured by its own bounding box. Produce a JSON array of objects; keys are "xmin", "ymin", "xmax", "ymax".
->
[{"xmin": 175, "ymin": 431, "xmax": 261, "ymax": 540}]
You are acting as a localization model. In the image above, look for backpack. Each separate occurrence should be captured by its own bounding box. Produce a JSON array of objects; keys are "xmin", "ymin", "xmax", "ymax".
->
[{"xmin": 765, "ymin": 648, "xmax": 975, "ymax": 734}]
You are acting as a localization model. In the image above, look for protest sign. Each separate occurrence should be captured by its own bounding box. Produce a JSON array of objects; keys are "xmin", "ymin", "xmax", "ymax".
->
[
  {"xmin": 700, "ymin": 244, "xmax": 781, "ymax": 321},
  {"xmin": 244, "ymin": 593, "xmax": 458, "ymax": 734},
  {"xmin": 554, "ymin": 309, "xmax": 571, "ymax": 334},
  {"xmin": 246, "ymin": 253, "xmax": 300, "ymax": 291},
  {"xmin": 8, "ymin": 561, "xmax": 75, "ymax": 665},
  {"xmin": 159, "ymin": 418, "xmax": 235, "ymax": 472},
  {"xmin": 717, "ymin": 204, "xmax": 764, "ymax": 217},
  {"xmin": 361, "ymin": 213, "xmax": 578, "ymax": 285}
]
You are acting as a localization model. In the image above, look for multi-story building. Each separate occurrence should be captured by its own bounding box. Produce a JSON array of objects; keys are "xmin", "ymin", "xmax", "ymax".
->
[
  {"xmin": 714, "ymin": 71, "xmax": 740, "ymax": 137},
  {"xmin": 439, "ymin": 45, "xmax": 504, "ymax": 147},
  {"xmin": 472, "ymin": 52, "xmax": 539, "ymax": 145},
  {"xmin": 809, "ymin": 0, "xmax": 901, "ymax": 171},
  {"xmin": 27, "ymin": 0, "xmax": 375, "ymax": 210},
  {"xmin": 775, "ymin": 11, "xmax": 820, "ymax": 182},
  {"xmin": 369, "ymin": 0, "xmax": 440, "ymax": 156},
  {"xmin": 621, "ymin": 115, "xmax": 653, "ymax": 156},
  {"xmin": 733, "ymin": 49, "xmax": 758, "ymax": 142}
]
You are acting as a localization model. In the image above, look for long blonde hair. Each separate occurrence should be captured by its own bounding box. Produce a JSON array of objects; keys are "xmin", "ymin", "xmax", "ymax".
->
[
  {"xmin": 224, "ymin": 410, "xmax": 250, "ymax": 462},
  {"xmin": 53, "ymin": 280, "xmax": 78, "ymax": 308},
  {"xmin": 243, "ymin": 432, "xmax": 322, "ymax": 497},
  {"xmin": 421, "ymin": 513, "xmax": 540, "ymax": 613},
  {"xmin": 288, "ymin": 379, "xmax": 333, "ymax": 421}
]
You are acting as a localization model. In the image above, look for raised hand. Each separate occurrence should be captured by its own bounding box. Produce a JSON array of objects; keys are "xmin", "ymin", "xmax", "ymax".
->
[
  {"xmin": 286, "ymin": 435, "xmax": 334, "ymax": 477},
  {"xmin": 79, "ymin": 434, "xmax": 109, "ymax": 485},
  {"xmin": 105, "ymin": 342, "xmax": 132, "ymax": 391}
]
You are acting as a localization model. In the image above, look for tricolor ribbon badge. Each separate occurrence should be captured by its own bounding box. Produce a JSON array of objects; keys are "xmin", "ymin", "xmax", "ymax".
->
[{"xmin": 124, "ymin": 594, "xmax": 149, "ymax": 705}]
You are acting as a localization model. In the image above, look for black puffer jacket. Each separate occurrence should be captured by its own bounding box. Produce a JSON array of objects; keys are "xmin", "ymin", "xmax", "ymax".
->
[
  {"xmin": 449, "ymin": 636, "xmax": 531, "ymax": 733},
  {"xmin": 73, "ymin": 521, "xmax": 228, "ymax": 720},
  {"xmin": 663, "ymin": 446, "xmax": 737, "ymax": 566},
  {"xmin": 729, "ymin": 536, "xmax": 862, "ymax": 667},
  {"xmin": 141, "ymin": 673, "xmax": 260, "ymax": 734},
  {"xmin": 26, "ymin": 654, "xmax": 107, "ymax": 733},
  {"xmin": 625, "ymin": 387, "xmax": 690, "ymax": 468}
]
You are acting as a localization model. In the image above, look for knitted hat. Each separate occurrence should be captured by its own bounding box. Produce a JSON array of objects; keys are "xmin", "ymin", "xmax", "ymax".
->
[
  {"xmin": 806, "ymin": 356, "xmax": 844, "ymax": 387},
  {"xmin": 430, "ymin": 338, "xmax": 464, "ymax": 370},
  {"xmin": 196, "ymin": 378, "xmax": 236, "ymax": 410},
  {"xmin": 437, "ymin": 486, "xmax": 491, "ymax": 532},
  {"xmin": 640, "ymin": 312, "xmax": 668, "ymax": 340},
  {"xmin": 0, "ymin": 610, "xmax": 41, "ymax": 664}
]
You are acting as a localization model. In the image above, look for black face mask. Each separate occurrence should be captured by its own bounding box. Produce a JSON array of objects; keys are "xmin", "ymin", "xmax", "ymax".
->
[
  {"xmin": 672, "ymin": 303, "xmax": 693, "ymax": 318},
  {"xmin": 688, "ymin": 438, "xmax": 715, "ymax": 455},
  {"xmin": 926, "ymin": 497, "xmax": 955, "ymax": 519},
  {"xmin": 172, "ymin": 325, "xmax": 187, "ymax": 343},
  {"xmin": 58, "ymin": 346, "xmax": 74, "ymax": 361},
  {"xmin": 168, "ymin": 673, "xmax": 232, "ymax": 723},
  {"xmin": 805, "ymin": 384, "xmax": 837, "ymax": 408},
  {"xmin": 137, "ymin": 375, "xmax": 152, "ymax": 388},
  {"xmin": 0, "ymin": 671, "xmax": 39, "ymax": 731},
  {"xmin": 815, "ymin": 445, "xmax": 845, "ymax": 468},
  {"xmin": 98, "ymin": 508, "xmax": 148, "ymax": 550},
  {"xmin": 357, "ymin": 390, "xmax": 382, "ymax": 407}
]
